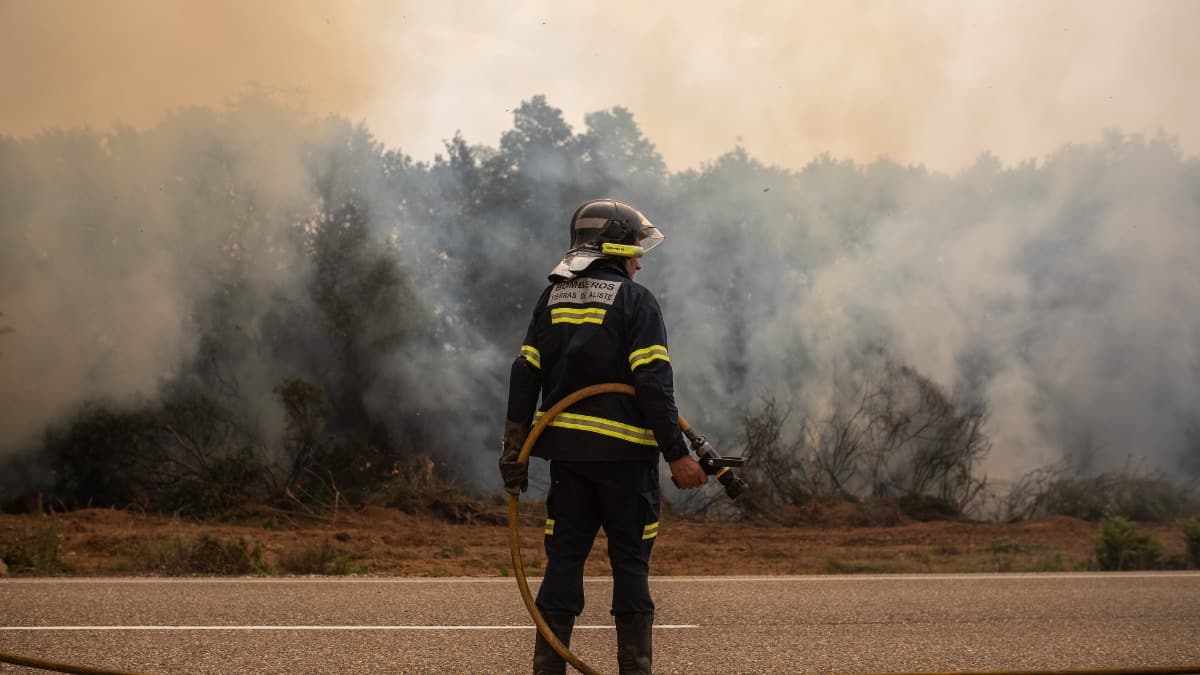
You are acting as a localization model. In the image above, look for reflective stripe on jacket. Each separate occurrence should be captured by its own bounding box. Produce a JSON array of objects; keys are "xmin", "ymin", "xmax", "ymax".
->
[{"xmin": 506, "ymin": 261, "xmax": 688, "ymax": 463}]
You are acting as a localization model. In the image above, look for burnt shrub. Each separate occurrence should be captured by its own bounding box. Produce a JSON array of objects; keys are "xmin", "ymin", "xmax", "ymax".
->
[
  {"xmin": 378, "ymin": 454, "xmax": 500, "ymax": 525},
  {"xmin": 47, "ymin": 402, "xmax": 161, "ymax": 508},
  {"xmin": 1042, "ymin": 473, "xmax": 1182, "ymax": 522},
  {"xmin": 898, "ymin": 493, "xmax": 962, "ymax": 521},
  {"xmin": 168, "ymin": 447, "xmax": 266, "ymax": 516},
  {"xmin": 46, "ymin": 394, "xmax": 267, "ymax": 515},
  {"xmin": 731, "ymin": 349, "xmax": 990, "ymax": 520}
]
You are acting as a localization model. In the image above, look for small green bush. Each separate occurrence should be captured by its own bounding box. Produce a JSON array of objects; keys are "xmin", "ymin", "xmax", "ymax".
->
[
  {"xmin": 1033, "ymin": 552, "xmax": 1068, "ymax": 572},
  {"xmin": 278, "ymin": 539, "xmax": 367, "ymax": 575},
  {"xmin": 1179, "ymin": 516, "xmax": 1200, "ymax": 569},
  {"xmin": 434, "ymin": 543, "xmax": 467, "ymax": 559},
  {"xmin": 1094, "ymin": 516, "xmax": 1165, "ymax": 571},
  {"xmin": 0, "ymin": 514, "xmax": 71, "ymax": 574},
  {"xmin": 988, "ymin": 537, "xmax": 1024, "ymax": 554},
  {"xmin": 141, "ymin": 531, "xmax": 271, "ymax": 576}
]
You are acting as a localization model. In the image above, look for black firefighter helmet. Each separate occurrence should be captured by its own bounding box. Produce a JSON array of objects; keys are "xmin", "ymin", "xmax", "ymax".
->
[{"xmin": 549, "ymin": 199, "xmax": 664, "ymax": 281}]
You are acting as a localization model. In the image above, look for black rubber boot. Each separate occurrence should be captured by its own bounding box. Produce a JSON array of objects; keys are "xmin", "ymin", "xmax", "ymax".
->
[
  {"xmin": 533, "ymin": 611, "xmax": 575, "ymax": 675},
  {"xmin": 615, "ymin": 612, "xmax": 654, "ymax": 674}
]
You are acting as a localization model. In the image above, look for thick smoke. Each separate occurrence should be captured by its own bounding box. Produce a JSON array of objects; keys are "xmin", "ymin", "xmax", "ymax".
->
[
  {"xmin": 0, "ymin": 94, "xmax": 522, "ymax": 490},
  {"xmin": 1, "ymin": 94, "xmax": 1197, "ymax": 502},
  {"xmin": 657, "ymin": 141, "xmax": 1200, "ymax": 485},
  {"xmin": 0, "ymin": 98, "xmax": 319, "ymax": 459}
]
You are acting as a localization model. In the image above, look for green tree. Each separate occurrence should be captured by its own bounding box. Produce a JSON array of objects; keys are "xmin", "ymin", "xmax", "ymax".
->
[{"xmin": 578, "ymin": 106, "xmax": 667, "ymax": 197}]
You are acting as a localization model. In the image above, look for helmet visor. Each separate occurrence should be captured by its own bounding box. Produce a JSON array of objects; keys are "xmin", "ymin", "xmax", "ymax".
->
[{"xmin": 639, "ymin": 221, "xmax": 664, "ymax": 253}]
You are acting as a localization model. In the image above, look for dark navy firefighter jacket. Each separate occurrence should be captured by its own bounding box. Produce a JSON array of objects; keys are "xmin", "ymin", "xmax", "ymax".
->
[{"xmin": 506, "ymin": 261, "xmax": 689, "ymax": 463}]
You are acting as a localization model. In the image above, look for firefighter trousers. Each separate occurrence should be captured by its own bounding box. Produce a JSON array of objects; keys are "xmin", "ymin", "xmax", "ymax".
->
[{"xmin": 535, "ymin": 459, "xmax": 661, "ymax": 617}]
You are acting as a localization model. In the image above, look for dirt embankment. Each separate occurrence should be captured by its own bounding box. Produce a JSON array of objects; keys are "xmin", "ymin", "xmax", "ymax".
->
[{"xmin": 0, "ymin": 502, "xmax": 1190, "ymax": 577}]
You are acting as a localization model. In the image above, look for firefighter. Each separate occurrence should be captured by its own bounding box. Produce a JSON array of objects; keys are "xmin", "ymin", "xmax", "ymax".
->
[{"xmin": 500, "ymin": 199, "xmax": 707, "ymax": 674}]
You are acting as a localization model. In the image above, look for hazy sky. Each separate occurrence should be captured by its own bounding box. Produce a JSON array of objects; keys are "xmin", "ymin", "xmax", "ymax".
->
[{"xmin": 2, "ymin": 0, "xmax": 1197, "ymax": 171}]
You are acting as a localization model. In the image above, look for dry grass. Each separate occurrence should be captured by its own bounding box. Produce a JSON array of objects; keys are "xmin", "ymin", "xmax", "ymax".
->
[{"xmin": 1, "ymin": 504, "xmax": 1193, "ymax": 578}]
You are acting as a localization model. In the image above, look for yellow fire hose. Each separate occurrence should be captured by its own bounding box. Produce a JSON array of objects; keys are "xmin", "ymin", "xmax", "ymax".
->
[
  {"xmin": 507, "ymin": 382, "xmax": 640, "ymax": 675},
  {"xmin": 0, "ymin": 651, "xmax": 143, "ymax": 675},
  {"xmin": 505, "ymin": 382, "xmax": 722, "ymax": 674}
]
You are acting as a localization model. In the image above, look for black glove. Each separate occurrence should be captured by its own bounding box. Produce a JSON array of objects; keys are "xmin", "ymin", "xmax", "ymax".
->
[{"xmin": 499, "ymin": 420, "xmax": 530, "ymax": 495}]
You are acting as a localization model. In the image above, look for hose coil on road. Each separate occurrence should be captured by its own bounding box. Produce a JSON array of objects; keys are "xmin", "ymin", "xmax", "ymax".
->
[
  {"xmin": 507, "ymin": 382, "xmax": 740, "ymax": 672},
  {"xmin": 506, "ymin": 383, "xmax": 640, "ymax": 675}
]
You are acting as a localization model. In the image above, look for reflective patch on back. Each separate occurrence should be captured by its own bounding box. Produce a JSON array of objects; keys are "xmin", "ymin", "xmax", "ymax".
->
[{"xmin": 548, "ymin": 278, "xmax": 622, "ymax": 306}]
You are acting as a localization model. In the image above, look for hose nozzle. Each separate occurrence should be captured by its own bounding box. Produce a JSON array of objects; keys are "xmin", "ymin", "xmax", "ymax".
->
[{"xmin": 680, "ymin": 428, "xmax": 749, "ymax": 500}]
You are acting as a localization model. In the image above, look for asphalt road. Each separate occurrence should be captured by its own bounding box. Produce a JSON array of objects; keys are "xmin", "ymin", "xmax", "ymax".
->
[{"xmin": 2, "ymin": 573, "xmax": 1199, "ymax": 674}]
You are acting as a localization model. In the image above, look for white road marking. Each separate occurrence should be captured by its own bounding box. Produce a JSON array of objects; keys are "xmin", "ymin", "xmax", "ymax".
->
[
  {"xmin": 0, "ymin": 625, "xmax": 700, "ymax": 631},
  {"xmin": 4, "ymin": 571, "xmax": 1199, "ymax": 584},
  {"xmin": 654, "ymin": 572, "xmax": 1200, "ymax": 581}
]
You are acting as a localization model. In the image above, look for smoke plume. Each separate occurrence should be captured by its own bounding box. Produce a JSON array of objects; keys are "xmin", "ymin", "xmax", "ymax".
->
[{"xmin": 3, "ymin": 2, "xmax": 1197, "ymax": 172}]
